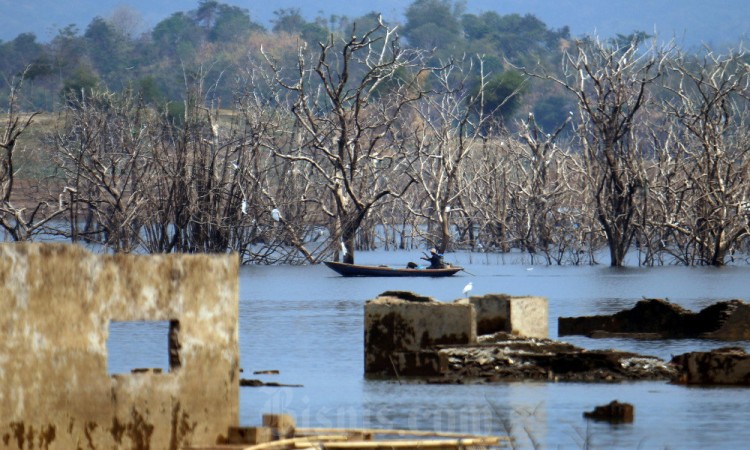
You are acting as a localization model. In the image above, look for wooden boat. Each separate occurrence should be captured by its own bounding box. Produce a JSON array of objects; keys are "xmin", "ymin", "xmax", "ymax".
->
[{"xmin": 324, "ymin": 261, "xmax": 463, "ymax": 277}]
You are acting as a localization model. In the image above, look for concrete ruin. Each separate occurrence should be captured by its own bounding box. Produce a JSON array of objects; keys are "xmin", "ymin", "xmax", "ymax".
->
[
  {"xmin": 0, "ymin": 243, "xmax": 239, "ymax": 450},
  {"xmin": 671, "ymin": 347, "xmax": 750, "ymax": 385},
  {"xmin": 583, "ymin": 400, "xmax": 634, "ymax": 423},
  {"xmin": 364, "ymin": 291, "xmax": 550, "ymax": 377},
  {"xmin": 559, "ymin": 298, "xmax": 750, "ymax": 340},
  {"xmin": 364, "ymin": 291, "xmax": 476, "ymax": 376},
  {"xmin": 457, "ymin": 294, "xmax": 548, "ymax": 338},
  {"xmin": 364, "ymin": 291, "xmax": 675, "ymax": 382}
]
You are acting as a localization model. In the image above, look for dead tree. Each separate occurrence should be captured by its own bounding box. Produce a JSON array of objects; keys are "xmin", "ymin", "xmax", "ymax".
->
[
  {"xmin": 263, "ymin": 17, "xmax": 424, "ymax": 264},
  {"xmin": 54, "ymin": 89, "xmax": 153, "ymax": 251},
  {"xmin": 403, "ymin": 56, "xmax": 500, "ymax": 253},
  {"xmin": 1, "ymin": 67, "xmax": 64, "ymax": 241},
  {"xmin": 234, "ymin": 62, "xmax": 342, "ymax": 264},
  {"xmin": 466, "ymin": 133, "xmax": 514, "ymax": 253},
  {"xmin": 531, "ymin": 37, "xmax": 668, "ymax": 266},
  {"xmin": 142, "ymin": 67, "xmax": 262, "ymax": 257},
  {"xmin": 659, "ymin": 49, "xmax": 750, "ymax": 265},
  {"xmin": 512, "ymin": 112, "xmax": 575, "ymax": 264},
  {"xmin": 633, "ymin": 121, "xmax": 682, "ymax": 265}
]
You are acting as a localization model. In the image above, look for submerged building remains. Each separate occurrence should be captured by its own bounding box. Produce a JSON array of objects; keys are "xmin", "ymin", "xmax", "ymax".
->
[{"xmin": 0, "ymin": 243, "xmax": 239, "ymax": 449}]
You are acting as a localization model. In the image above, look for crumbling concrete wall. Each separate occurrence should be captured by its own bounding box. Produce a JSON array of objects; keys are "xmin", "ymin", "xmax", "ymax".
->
[
  {"xmin": 671, "ymin": 347, "xmax": 750, "ymax": 385},
  {"xmin": 365, "ymin": 292, "xmax": 475, "ymax": 375},
  {"xmin": 700, "ymin": 301, "xmax": 750, "ymax": 340},
  {"xmin": 458, "ymin": 294, "xmax": 548, "ymax": 338},
  {"xmin": 559, "ymin": 298, "xmax": 750, "ymax": 340},
  {"xmin": 0, "ymin": 243, "xmax": 239, "ymax": 450}
]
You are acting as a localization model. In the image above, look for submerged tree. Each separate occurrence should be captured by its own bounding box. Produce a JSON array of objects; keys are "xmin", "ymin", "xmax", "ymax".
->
[
  {"xmin": 404, "ymin": 55, "xmax": 499, "ymax": 253},
  {"xmin": 263, "ymin": 16, "xmax": 426, "ymax": 264},
  {"xmin": 511, "ymin": 112, "xmax": 574, "ymax": 264},
  {"xmin": 53, "ymin": 87, "xmax": 154, "ymax": 251},
  {"xmin": 0, "ymin": 67, "xmax": 64, "ymax": 241},
  {"xmin": 658, "ymin": 49, "xmax": 750, "ymax": 265},
  {"xmin": 531, "ymin": 37, "xmax": 668, "ymax": 266}
]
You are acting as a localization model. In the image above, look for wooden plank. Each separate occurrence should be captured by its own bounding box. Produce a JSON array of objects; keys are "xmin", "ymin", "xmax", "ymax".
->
[
  {"xmin": 296, "ymin": 427, "xmax": 508, "ymax": 440},
  {"xmin": 240, "ymin": 435, "xmax": 348, "ymax": 450},
  {"xmin": 321, "ymin": 437, "xmax": 502, "ymax": 449},
  {"xmin": 190, "ymin": 426, "xmax": 508, "ymax": 450}
]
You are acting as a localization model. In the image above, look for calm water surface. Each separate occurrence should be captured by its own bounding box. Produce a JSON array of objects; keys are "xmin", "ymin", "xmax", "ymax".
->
[{"xmin": 112, "ymin": 251, "xmax": 750, "ymax": 449}]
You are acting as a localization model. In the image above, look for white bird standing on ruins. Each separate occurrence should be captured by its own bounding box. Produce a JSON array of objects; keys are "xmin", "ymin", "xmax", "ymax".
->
[{"xmin": 462, "ymin": 282, "xmax": 473, "ymax": 297}]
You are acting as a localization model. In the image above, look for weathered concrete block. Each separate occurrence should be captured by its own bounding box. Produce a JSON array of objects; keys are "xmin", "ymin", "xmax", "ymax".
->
[
  {"xmin": 365, "ymin": 291, "xmax": 475, "ymax": 374},
  {"xmin": 671, "ymin": 347, "xmax": 750, "ymax": 385},
  {"xmin": 458, "ymin": 294, "xmax": 548, "ymax": 338},
  {"xmin": 700, "ymin": 301, "xmax": 750, "ymax": 340},
  {"xmin": 0, "ymin": 243, "xmax": 239, "ymax": 450},
  {"xmin": 508, "ymin": 295, "xmax": 548, "ymax": 338},
  {"xmin": 227, "ymin": 426, "xmax": 274, "ymax": 444},
  {"xmin": 559, "ymin": 298, "xmax": 750, "ymax": 340},
  {"xmin": 391, "ymin": 350, "xmax": 447, "ymax": 376},
  {"xmin": 263, "ymin": 413, "xmax": 296, "ymax": 438},
  {"xmin": 459, "ymin": 294, "xmax": 511, "ymax": 335},
  {"xmin": 584, "ymin": 400, "xmax": 634, "ymax": 423}
]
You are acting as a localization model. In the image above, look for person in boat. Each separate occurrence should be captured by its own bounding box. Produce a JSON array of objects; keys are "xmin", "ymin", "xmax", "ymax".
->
[{"xmin": 421, "ymin": 248, "xmax": 446, "ymax": 269}]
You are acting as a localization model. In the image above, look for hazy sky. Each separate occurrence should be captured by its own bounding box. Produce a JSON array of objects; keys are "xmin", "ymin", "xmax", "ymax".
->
[{"xmin": 1, "ymin": 0, "xmax": 748, "ymax": 49}]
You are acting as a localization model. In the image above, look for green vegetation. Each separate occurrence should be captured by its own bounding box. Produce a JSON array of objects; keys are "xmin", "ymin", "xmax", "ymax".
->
[{"xmin": 0, "ymin": 0, "xmax": 575, "ymax": 126}]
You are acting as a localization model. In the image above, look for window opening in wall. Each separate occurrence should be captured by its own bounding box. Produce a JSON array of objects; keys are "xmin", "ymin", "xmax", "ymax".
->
[{"xmin": 107, "ymin": 320, "xmax": 180, "ymax": 375}]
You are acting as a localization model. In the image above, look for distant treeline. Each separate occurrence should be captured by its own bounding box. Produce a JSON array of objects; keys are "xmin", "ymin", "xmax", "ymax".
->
[{"xmin": 0, "ymin": 0, "xmax": 577, "ymax": 127}]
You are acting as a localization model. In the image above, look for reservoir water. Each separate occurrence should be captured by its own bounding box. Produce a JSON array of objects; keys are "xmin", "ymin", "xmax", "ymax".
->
[{"xmin": 110, "ymin": 250, "xmax": 750, "ymax": 449}]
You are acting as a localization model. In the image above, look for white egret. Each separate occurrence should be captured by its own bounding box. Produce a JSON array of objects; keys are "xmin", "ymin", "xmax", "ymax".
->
[
  {"xmin": 271, "ymin": 208, "xmax": 281, "ymax": 222},
  {"xmin": 444, "ymin": 205, "xmax": 451, "ymax": 213},
  {"xmin": 241, "ymin": 199, "xmax": 248, "ymax": 215},
  {"xmin": 340, "ymin": 241, "xmax": 348, "ymax": 256},
  {"xmin": 462, "ymin": 282, "xmax": 473, "ymax": 297}
]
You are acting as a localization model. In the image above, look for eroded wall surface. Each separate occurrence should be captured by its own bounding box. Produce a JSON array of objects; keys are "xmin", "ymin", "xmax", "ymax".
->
[
  {"xmin": 456, "ymin": 294, "xmax": 549, "ymax": 338},
  {"xmin": 0, "ymin": 243, "xmax": 239, "ymax": 450},
  {"xmin": 672, "ymin": 347, "xmax": 750, "ymax": 385},
  {"xmin": 365, "ymin": 293, "xmax": 476, "ymax": 375},
  {"xmin": 508, "ymin": 296, "xmax": 548, "ymax": 338}
]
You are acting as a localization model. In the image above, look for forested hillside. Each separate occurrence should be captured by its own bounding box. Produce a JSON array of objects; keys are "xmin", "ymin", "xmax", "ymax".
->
[{"xmin": 0, "ymin": 0, "xmax": 577, "ymax": 126}]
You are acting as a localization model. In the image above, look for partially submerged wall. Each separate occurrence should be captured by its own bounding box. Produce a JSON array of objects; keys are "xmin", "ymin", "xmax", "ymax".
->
[
  {"xmin": 365, "ymin": 292, "xmax": 476, "ymax": 375},
  {"xmin": 559, "ymin": 298, "xmax": 750, "ymax": 340},
  {"xmin": 365, "ymin": 291, "xmax": 675, "ymax": 383},
  {"xmin": 672, "ymin": 347, "xmax": 750, "ymax": 385},
  {"xmin": 458, "ymin": 294, "xmax": 548, "ymax": 338},
  {"xmin": 364, "ymin": 291, "xmax": 551, "ymax": 377},
  {"xmin": 0, "ymin": 243, "xmax": 239, "ymax": 449}
]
